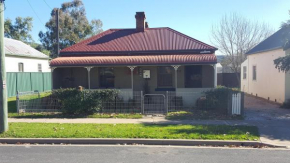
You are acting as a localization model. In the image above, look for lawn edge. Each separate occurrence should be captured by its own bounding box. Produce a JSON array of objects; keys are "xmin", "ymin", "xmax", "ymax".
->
[{"xmin": 0, "ymin": 138, "xmax": 285, "ymax": 148}]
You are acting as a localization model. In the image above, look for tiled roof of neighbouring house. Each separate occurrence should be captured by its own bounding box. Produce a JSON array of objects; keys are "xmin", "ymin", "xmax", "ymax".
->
[
  {"xmin": 60, "ymin": 27, "xmax": 217, "ymax": 56},
  {"xmin": 50, "ymin": 54, "xmax": 217, "ymax": 67},
  {"xmin": 4, "ymin": 38, "xmax": 49, "ymax": 59},
  {"xmin": 246, "ymin": 28, "xmax": 290, "ymax": 55}
]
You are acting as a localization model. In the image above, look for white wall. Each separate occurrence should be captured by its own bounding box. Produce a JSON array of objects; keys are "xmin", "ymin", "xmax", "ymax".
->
[
  {"xmin": 5, "ymin": 56, "xmax": 50, "ymax": 72},
  {"xmin": 241, "ymin": 49, "xmax": 286, "ymax": 103}
]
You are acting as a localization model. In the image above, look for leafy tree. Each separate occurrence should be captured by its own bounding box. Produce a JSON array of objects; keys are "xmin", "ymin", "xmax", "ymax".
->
[
  {"xmin": 211, "ymin": 13, "xmax": 273, "ymax": 82},
  {"xmin": 4, "ymin": 17, "xmax": 33, "ymax": 42},
  {"xmin": 39, "ymin": 0, "xmax": 103, "ymax": 58},
  {"xmin": 274, "ymin": 11, "xmax": 290, "ymax": 72}
]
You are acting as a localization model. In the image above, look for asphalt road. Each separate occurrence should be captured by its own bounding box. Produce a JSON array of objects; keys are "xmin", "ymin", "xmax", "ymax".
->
[{"xmin": 0, "ymin": 145, "xmax": 289, "ymax": 163}]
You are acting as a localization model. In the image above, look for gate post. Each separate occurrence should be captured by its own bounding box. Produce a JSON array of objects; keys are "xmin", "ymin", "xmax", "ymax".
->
[
  {"xmin": 141, "ymin": 91, "xmax": 144, "ymax": 114},
  {"xmin": 166, "ymin": 91, "xmax": 169, "ymax": 114},
  {"xmin": 16, "ymin": 91, "xmax": 19, "ymax": 114}
]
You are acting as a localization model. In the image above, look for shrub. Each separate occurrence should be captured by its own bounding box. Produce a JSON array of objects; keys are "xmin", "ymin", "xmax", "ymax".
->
[
  {"xmin": 52, "ymin": 88, "xmax": 119, "ymax": 114},
  {"xmin": 197, "ymin": 86, "xmax": 240, "ymax": 114}
]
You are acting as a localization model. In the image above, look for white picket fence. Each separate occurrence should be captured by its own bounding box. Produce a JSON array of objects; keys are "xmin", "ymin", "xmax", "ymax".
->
[{"xmin": 232, "ymin": 93, "xmax": 242, "ymax": 115}]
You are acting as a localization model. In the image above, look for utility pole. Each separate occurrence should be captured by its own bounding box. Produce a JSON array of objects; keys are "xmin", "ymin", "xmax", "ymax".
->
[
  {"xmin": 0, "ymin": 0, "xmax": 8, "ymax": 133},
  {"xmin": 56, "ymin": 8, "xmax": 59, "ymax": 57}
]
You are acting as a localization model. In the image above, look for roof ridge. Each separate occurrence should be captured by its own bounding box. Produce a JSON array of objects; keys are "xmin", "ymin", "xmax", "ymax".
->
[{"xmin": 165, "ymin": 27, "xmax": 217, "ymax": 50}]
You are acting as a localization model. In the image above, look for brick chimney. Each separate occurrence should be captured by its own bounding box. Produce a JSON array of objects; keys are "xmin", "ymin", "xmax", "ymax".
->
[{"xmin": 135, "ymin": 12, "xmax": 146, "ymax": 32}]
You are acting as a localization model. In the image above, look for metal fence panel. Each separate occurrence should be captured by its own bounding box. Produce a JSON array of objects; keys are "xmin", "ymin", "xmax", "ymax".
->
[
  {"xmin": 31, "ymin": 73, "xmax": 44, "ymax": 92},
  {"xmin": 43, "ymin": 73, "xmax": 52, "ymax": 91},
  {"xmin": 7, "ymin": 72, "xmax": 52, "ymax": 97},
  {"xmin": 17, "ymin": 73, "xmax": 32, "ymax": 92},
  {"xmin": 7, "ymin": 73, "xmax": 17, "ymax": 97}
]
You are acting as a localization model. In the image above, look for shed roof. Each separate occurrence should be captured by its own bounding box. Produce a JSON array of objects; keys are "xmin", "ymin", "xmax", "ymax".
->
[{"xmin": 4, "ymin": 38, "xmax": 49, "ymax": 59}]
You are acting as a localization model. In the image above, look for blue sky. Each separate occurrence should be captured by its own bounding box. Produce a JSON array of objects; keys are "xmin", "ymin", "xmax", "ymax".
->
[{"xmin": 3, "ymin": 0, "xmax": 290, "ymax": 47}]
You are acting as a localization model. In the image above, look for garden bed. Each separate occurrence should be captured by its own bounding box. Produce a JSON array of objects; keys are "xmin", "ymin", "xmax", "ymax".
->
[
  {"xmin": 8, "ymin": 113, "xmax": 142, "ymax": 119},
  {"xmin": 0, "ymin": 123, "xmax": 259, "ymax": 141}
]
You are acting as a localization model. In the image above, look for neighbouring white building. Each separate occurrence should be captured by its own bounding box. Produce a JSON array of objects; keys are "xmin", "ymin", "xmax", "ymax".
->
[
  {"xmin": 4, "ymin": 38, "xmax": 50, "ymax": 72},
  {"xmin": 241, "ymin": 28, "xmax": 290, "ymax": 104}
]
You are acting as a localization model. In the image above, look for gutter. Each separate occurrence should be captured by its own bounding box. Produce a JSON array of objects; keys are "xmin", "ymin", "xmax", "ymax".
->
[
  {"xmin": 5, "ymin": 53, "xmax": 50, "ymax": 60},
  {"xmin": 0, "ymin": 138, "xmax": 285, "ymax": 148}
]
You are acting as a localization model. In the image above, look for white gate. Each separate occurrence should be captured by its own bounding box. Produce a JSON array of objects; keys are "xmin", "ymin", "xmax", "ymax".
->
[
  {"xmin": 232, "ymin": 93, "xmax": 241, "ymax": 115},
  {"xmin": 142, "ymin": 94, "xmax": 166, "ymax": 115}
]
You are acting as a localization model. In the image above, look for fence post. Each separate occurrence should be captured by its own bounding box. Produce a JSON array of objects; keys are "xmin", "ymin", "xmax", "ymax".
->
[
  {"xmin": 166, "ymin": 91, "xmax": 169, "ymax": 114},
  {"xmin": 16, "ymin": 91, "xmax": 19, "ymax": 114},
  {"xmin": 141, "ymin": 91, "xmax": 144, "ymax": 114},
  {"xmin": 227, "ymin": 91, "xmax": 232, "ymax": 116},
  {"xmin": 241, "ymin": 92, "xmax": 244, "ymax": 116}
]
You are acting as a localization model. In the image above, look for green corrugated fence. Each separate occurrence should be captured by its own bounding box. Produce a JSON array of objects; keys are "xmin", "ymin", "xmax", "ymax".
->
[{"xmin": 7, "ymin": 72, "xmax": 52, "ymax": 97}]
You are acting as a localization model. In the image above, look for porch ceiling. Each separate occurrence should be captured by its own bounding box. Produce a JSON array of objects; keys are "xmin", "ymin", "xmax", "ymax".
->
[{"xmin": 50, "ymin": 54, "xmax": 217, "ymax": 67}]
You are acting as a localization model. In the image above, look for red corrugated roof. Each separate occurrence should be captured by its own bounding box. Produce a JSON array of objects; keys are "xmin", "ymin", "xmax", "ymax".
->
[
  {"xmin": 60, "ymin": 27, "xmax": 217, "ymax": 55},
  {"xmin": 50, "ymin": 54, "xmax": 217, "ymax": 67}
]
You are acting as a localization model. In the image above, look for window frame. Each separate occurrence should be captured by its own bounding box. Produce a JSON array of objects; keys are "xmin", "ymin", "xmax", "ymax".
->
[
  {"xmin": 243, "ymin": 66, "xmax": 247, "ymax": 80},
  {"xmin": 185, "ymin": 65, "xmax": 202, "ymax": 88},
  {"xmin": 157, "ymin": 66, "xmax": 173, "ymax": 87},
  {"xmin": 252, "ymin": 65, "xmax": 257, "ymax": 81},
  {"xmin": 38, "ymin": 64, "xmax": 42, "ymax": 72},
  {"xmin": 99, "ymin": 67, "xmax": 115, "ymax": 88},
  {"xmin": 18, "ymin": 62, "xmax": 24, "ymax": 72}
]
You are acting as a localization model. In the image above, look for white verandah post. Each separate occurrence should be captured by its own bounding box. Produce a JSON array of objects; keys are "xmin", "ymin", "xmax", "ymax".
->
[
  {"xmin": 128, "ymin": 66, "xmax": 136, "ymax": 91},
  {"xmin": 213, "ymin": 64, "xmax": 217, "ymax": 88},
  {"xmin": 171, "ymin": 65, "xmax": 180, "ymax": 90},
  {"xmin": 85, "ymin": 67, "xmax": 93, "ymax": 89}
]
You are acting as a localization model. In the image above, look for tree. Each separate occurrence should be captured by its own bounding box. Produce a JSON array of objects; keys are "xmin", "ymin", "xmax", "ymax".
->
[
  {"xmin": 211, "ymin": 13, "xmax": 274, "ymax": 82},
  {"xmin": 4, "ymin": 17, "xmax": 33, "ymax": 42},
  {"xmin": 39, "ymin": 0, "xmax": 103, "ymax": 58},
  {"xmin": 274, "ymin": 11, "xmax": 290, "ymax": 72}
]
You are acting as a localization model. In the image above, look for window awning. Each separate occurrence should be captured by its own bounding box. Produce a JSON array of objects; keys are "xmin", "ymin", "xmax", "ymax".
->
[{"xmin": 50, "ymin": 54, "xmax": 217, "ymax": 67}]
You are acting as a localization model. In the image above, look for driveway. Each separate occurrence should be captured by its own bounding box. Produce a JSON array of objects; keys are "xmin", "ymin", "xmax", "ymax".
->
[{"xmin": 244, "ymin": 95, "xmax": 290, "ymax": 147}]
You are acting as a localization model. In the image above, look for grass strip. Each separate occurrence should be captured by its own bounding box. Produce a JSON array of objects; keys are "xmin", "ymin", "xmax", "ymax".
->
[{"xmin": 0, "ymin": 123, "xmax": 259, "ymax": 141}]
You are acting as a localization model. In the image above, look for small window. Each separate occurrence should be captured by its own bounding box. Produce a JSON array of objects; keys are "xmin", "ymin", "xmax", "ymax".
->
[
  {"xmin": 243, "ymin": 66, "xmax": 247, "ymax": 79},
  {"xmin": 157, "ymin": 66, "xmax": 173, "ymax": 87},
  {"xmin": 18, "ymin": 63, "xmax": 24, "ymax": 72},
  {"xmin": 253, "ymin": 65, "xmax": 257, "ymax": 80},
  {"xmin": 38, "ymin": 64, "xmax": 42, "ymax": 72},
  {"xmin": 99, "ymin": 67, "xmax": 114, "ymax": 88}
]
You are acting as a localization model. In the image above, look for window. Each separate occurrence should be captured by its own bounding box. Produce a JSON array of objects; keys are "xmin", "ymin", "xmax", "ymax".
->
[
  {"xmin": 253, "ymin": 65, "xmax": 257, "ymax": 80},
  {"xmin": 38, "ymin": 64, "xmax": 42, "ymax": 72},
  {"xmin": 18, "ymin": 63, "xmax": 24, "ymax": 72},
  {"xmin": 99, "ymin": 67, "xmax": 114, "ymax": 88},
  {"xmin": 157, "ymin": 67, "xmax": 173, "ymax": 87},
  {"xmin": 243, "ymin": 66, "xmax": 247, "ymax": 79},
  {"xmin": 185, "ymin": 65, "xmax": 202, "ymax": 88}
]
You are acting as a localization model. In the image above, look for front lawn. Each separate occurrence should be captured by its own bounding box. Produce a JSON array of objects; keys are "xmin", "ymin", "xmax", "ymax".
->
[
  {"xmin": 0, "ymin": 123, "xmax": 259, "ymax": 141},
  {"xmin": 166, "ymin": 111, "xmax": 244, "ymax": 120},
  {"xmin": 8, "ymin": 113, "xmax": 143, "ymax": 119}
]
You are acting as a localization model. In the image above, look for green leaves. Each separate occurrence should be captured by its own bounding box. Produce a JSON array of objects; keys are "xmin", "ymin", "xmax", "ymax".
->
[
  {"xmin": 53, "ymin": 88, "xmax": 119, "ymax": 115},
  {"xmin": 39, "ymin": 0, "xmax": 103, "ymax": 58},
  {"xmin": 274, "ymin": 55, "xmax": 290, "ymax": 72},
  {"xmin": 4, "ymin": 17, "xmax": 33, "ymax": 43}
]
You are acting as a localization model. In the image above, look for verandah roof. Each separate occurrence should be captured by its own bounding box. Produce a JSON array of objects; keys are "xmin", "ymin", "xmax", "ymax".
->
[{"xmin": 50, "ymin": 54, "xmax": 217, "ymax": 67}]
